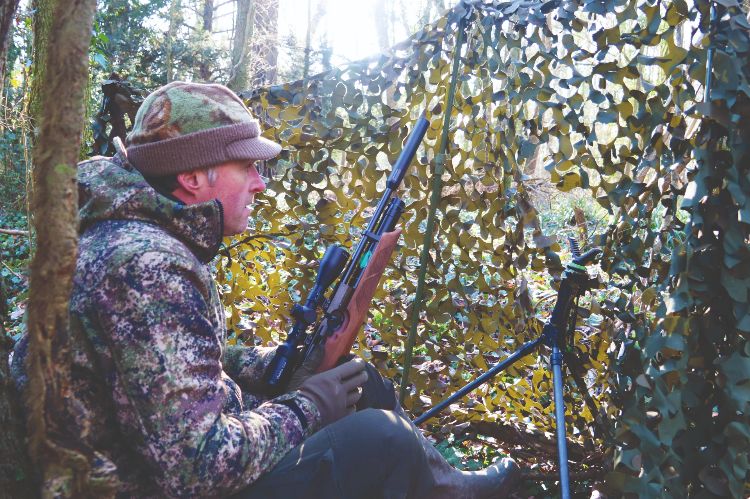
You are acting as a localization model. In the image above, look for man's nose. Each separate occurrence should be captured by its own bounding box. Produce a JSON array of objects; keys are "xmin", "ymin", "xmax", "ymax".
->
[{"xmin": 249, "ymin": 165, "xmax": 266, "ymax": 193}]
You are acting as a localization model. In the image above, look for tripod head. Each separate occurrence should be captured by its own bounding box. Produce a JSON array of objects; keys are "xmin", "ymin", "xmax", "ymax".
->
[{"xmin": 543, "ymin": 240, "xmax": 601, "ymax": 348}]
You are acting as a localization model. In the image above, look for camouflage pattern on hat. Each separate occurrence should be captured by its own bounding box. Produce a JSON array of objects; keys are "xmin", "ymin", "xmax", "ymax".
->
[
  {"xmin": 127, "ymin": 81, "xmax": 254, "ymax": 145},
  {"xmin": 124, "ymin": 82, "xmax": 282, "ymax": 176}
]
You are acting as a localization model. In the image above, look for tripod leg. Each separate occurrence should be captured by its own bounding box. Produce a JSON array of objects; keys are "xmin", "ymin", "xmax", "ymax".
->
[
  {"xmin": 551, "ymin": 345, "xmax": 571, "ymax": 499},
  {"xmin": 414, "ymin": 336, "xmax": 544, "ymax": 425}
]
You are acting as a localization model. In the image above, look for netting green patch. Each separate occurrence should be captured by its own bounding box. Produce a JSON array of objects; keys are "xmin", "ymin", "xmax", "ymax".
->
[{"xmin": 217, "ymin": 1, "xmax": 750, "ymax": 495}]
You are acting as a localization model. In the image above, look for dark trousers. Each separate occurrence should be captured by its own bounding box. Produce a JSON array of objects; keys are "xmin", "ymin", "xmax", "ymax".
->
[{"xmin": 233, "ymin": 365, "xmax": 436, "ymax": 499}]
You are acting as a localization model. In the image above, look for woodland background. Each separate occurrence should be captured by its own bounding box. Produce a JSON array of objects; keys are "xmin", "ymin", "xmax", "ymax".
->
[{"xmin": 1, "ymin": 0, "xmax": 749, "ymax": 497}]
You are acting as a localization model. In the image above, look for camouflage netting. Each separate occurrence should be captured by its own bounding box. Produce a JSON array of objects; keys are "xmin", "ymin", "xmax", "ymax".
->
[{"xmin": 215, "ymin": 0, "xmax": 750, "ymax": 495}]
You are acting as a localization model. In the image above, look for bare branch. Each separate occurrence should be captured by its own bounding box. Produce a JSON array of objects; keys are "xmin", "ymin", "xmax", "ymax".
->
[
  {"xmin": 0, "ymin": 228, "xmax": 29, "ymax": 236},
  {"xmin": 213, "ymin": 0, "xmax": 235, "ymax": 9},
  {"xmin": 1, "ymin": 260, "xmax": 24, "ymax": 281}
]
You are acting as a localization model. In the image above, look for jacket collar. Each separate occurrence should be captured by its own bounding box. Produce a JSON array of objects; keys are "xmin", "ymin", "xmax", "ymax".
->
[{"xmin": 77, "ymin": 153, "xmax": 224, "ymax": 263}]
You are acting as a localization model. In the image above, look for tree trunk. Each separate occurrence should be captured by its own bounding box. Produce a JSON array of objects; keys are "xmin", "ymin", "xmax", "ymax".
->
[
  {"xmin": 197, "ymin": 0, "xmax": 214, "ymax": 81},
  {"xmin": 249, "ymin": 0, "xmax": 278, "ymax": 87},
  {"xmin": 420, "ymin": 0, "xmax": 432, "ymax": 27},
  {"xmin": 303, "ymin": 0, "xmax": 311, "ymax": 78},
  {"xmin": 227, "ymin": 0, "xmax": 254, "ymax": 92},
  {"xmin": 165, "ymin": 0, "xmax": 182, "ymax": 82},
  {"xmin": 110, "ymin": 0, "xmax": 130, "ymax": 70},
  {"xmin": 202, "ymin": 0, "xmax": 214, "ymax": 32},
  {"xmin": 28, "ymin": 0, "xmax": 56, "ymax": 131},
  {"xmin": 25, "ymin": 0, "xmax": 105, "ymax": 497},
  {"xmin": 374, "ymin": 0, "xmax": 389, "ymax": 51},
  {"xmin": 0, "ymin": 0, "xmax": 21, "ymax": 94},
  {"xmin": 421, "ymin": 0, "xmax": 446, "ymax": 27},
  {"xmin": 264, "ymin": 0, "xmax": 278, "ymax": 84},
  {"xmin": 374, "ymin": 0, "xmax": 397, "ymax": 106}
]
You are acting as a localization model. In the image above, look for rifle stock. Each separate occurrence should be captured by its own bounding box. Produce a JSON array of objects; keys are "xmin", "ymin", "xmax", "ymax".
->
[{"xmin": 317, "ymin": 229, "xmax": 402, "ymax": 372}]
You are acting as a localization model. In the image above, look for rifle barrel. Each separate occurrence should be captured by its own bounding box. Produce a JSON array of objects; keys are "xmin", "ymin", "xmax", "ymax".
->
[
  {"xmin": 340, "ymin": 116, "xmax": 429, "ymax": 288},
  {"xmin": 388, "ymin": 114, "xmax": 429, "ymax": 188}
]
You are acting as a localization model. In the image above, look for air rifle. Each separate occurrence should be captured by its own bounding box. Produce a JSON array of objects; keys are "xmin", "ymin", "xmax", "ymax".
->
[{"xmin": 263, "ymin": 114, "xmax": 430, "ymax": 394}]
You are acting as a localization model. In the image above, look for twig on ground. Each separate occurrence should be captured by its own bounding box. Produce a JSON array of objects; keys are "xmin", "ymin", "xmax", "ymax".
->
[
  {"xmin": 1, "ymin": 260, "xmax": 25, "ymax": 281},
  {"xmin": 466, "ymin": 420, "xmax": 604, "ymax": 464},
  {"xmin": 0, "ymin": 228, "xmax": 29, "ymax": 236}
]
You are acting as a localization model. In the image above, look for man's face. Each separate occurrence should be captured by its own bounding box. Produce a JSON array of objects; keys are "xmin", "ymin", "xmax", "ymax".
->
[{"xmin": 201, "ymin": 160, "xmax": 266, "ymax": 236}]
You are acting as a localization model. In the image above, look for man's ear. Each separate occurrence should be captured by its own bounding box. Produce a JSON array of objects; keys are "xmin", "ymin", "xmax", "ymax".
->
[
  {"xmin": 173, "ymin": 169, "xmax": 209, "ymax": 203},
  {"xmin": 176, "ymin": 170, "xmax": 202, "ymax": 191}
]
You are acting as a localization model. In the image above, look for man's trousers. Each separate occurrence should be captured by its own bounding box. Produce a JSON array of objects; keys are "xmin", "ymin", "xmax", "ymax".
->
[{"xmin": 234, "ymin": 364, "xmax": 437, "ymax": 499}]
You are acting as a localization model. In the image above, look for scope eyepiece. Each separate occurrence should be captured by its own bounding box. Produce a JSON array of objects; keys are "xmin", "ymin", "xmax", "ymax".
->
[{"xmin": 315, "ymin": 245, "xmax": 349, "ymax": 291}]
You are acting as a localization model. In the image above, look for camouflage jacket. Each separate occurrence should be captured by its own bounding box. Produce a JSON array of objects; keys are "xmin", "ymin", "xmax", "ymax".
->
[{"xmin": 11, "ymin": 153, "xmax": 321, "ymax": 497}]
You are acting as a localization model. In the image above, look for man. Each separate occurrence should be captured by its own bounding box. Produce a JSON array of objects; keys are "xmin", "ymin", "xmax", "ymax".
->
[{"xmin": 12, "ymin": 81, "xmax": 519, "ymax": 498}]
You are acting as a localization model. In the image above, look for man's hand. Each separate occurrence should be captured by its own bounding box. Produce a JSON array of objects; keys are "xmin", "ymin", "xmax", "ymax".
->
[
  {"xmin": 356, "ymin": 362, "xmax": 397, "ymax": 411},
  {"xmin": 287, "ymin": 345, "xmax": 325, "ymax": 391},
  {"xmin": 297, "ymin": 357, "xmax": 368, "ymax": 427}
]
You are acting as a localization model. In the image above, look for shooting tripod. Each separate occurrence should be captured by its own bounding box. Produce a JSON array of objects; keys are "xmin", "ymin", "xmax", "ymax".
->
[{"xmin": 414, "ymin": 241, "xmax": 605, "ymax": 499}]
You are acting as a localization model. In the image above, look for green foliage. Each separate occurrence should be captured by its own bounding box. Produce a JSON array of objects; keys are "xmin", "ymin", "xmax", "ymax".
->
[
  {"xmin": 213, "ymin": 0, "xmax": 750, "ymax": 495},
  {"xmin": 434, "ymin": 433, "xmax": 506, "ymax": 471},
  {"xmin": 536, "ymin": 188, "xmax": 613, "ymax": 246},
  {"xmin": 94, "ymin": 0, "xmax": 170, "ymax": 83},
  {"xmin": 0, "ymin": 211, "xmax": 29, "ymax": 339},
  {"xmin": 0, "ymin": 87, "xmax": 31, "ymax": 213},
  {"xmin": 0, "ymin": 139, "xmax": 27, "ymax": 211}
]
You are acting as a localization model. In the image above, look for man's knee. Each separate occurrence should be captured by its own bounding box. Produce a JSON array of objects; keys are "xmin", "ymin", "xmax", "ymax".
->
[
  {"xmin": 351, "ymin": 408, "xmax": 423, "ymax": 459},
  {"xmin": 336, "ymin": 409, "xmax": 433, "ymax": 497}
]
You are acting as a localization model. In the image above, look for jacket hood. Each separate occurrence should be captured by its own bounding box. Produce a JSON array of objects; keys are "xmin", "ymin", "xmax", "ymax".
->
[{"xmin": 77, "ymin": 153, "xmax": 224, "ymax": 263}]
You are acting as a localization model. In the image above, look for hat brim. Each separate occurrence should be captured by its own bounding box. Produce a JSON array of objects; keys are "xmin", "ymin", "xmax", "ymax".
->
[
  {"xmin": 127, "ymin": 123, "xmax": 282, "ymax": 176},
  {"xmin": 227, "ymin": 135, "xmax": 282, "ymax": 162}
]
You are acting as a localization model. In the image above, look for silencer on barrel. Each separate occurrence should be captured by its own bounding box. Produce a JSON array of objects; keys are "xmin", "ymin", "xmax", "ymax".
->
[{"xmin": 387, "ymin": 114, "xmax": 429, "ymax": 189}]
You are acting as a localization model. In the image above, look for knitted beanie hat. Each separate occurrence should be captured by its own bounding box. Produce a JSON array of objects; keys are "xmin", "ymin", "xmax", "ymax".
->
[{"xmin": 125, "ymin": 81, "xmax": 281, "ymax": 176}]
